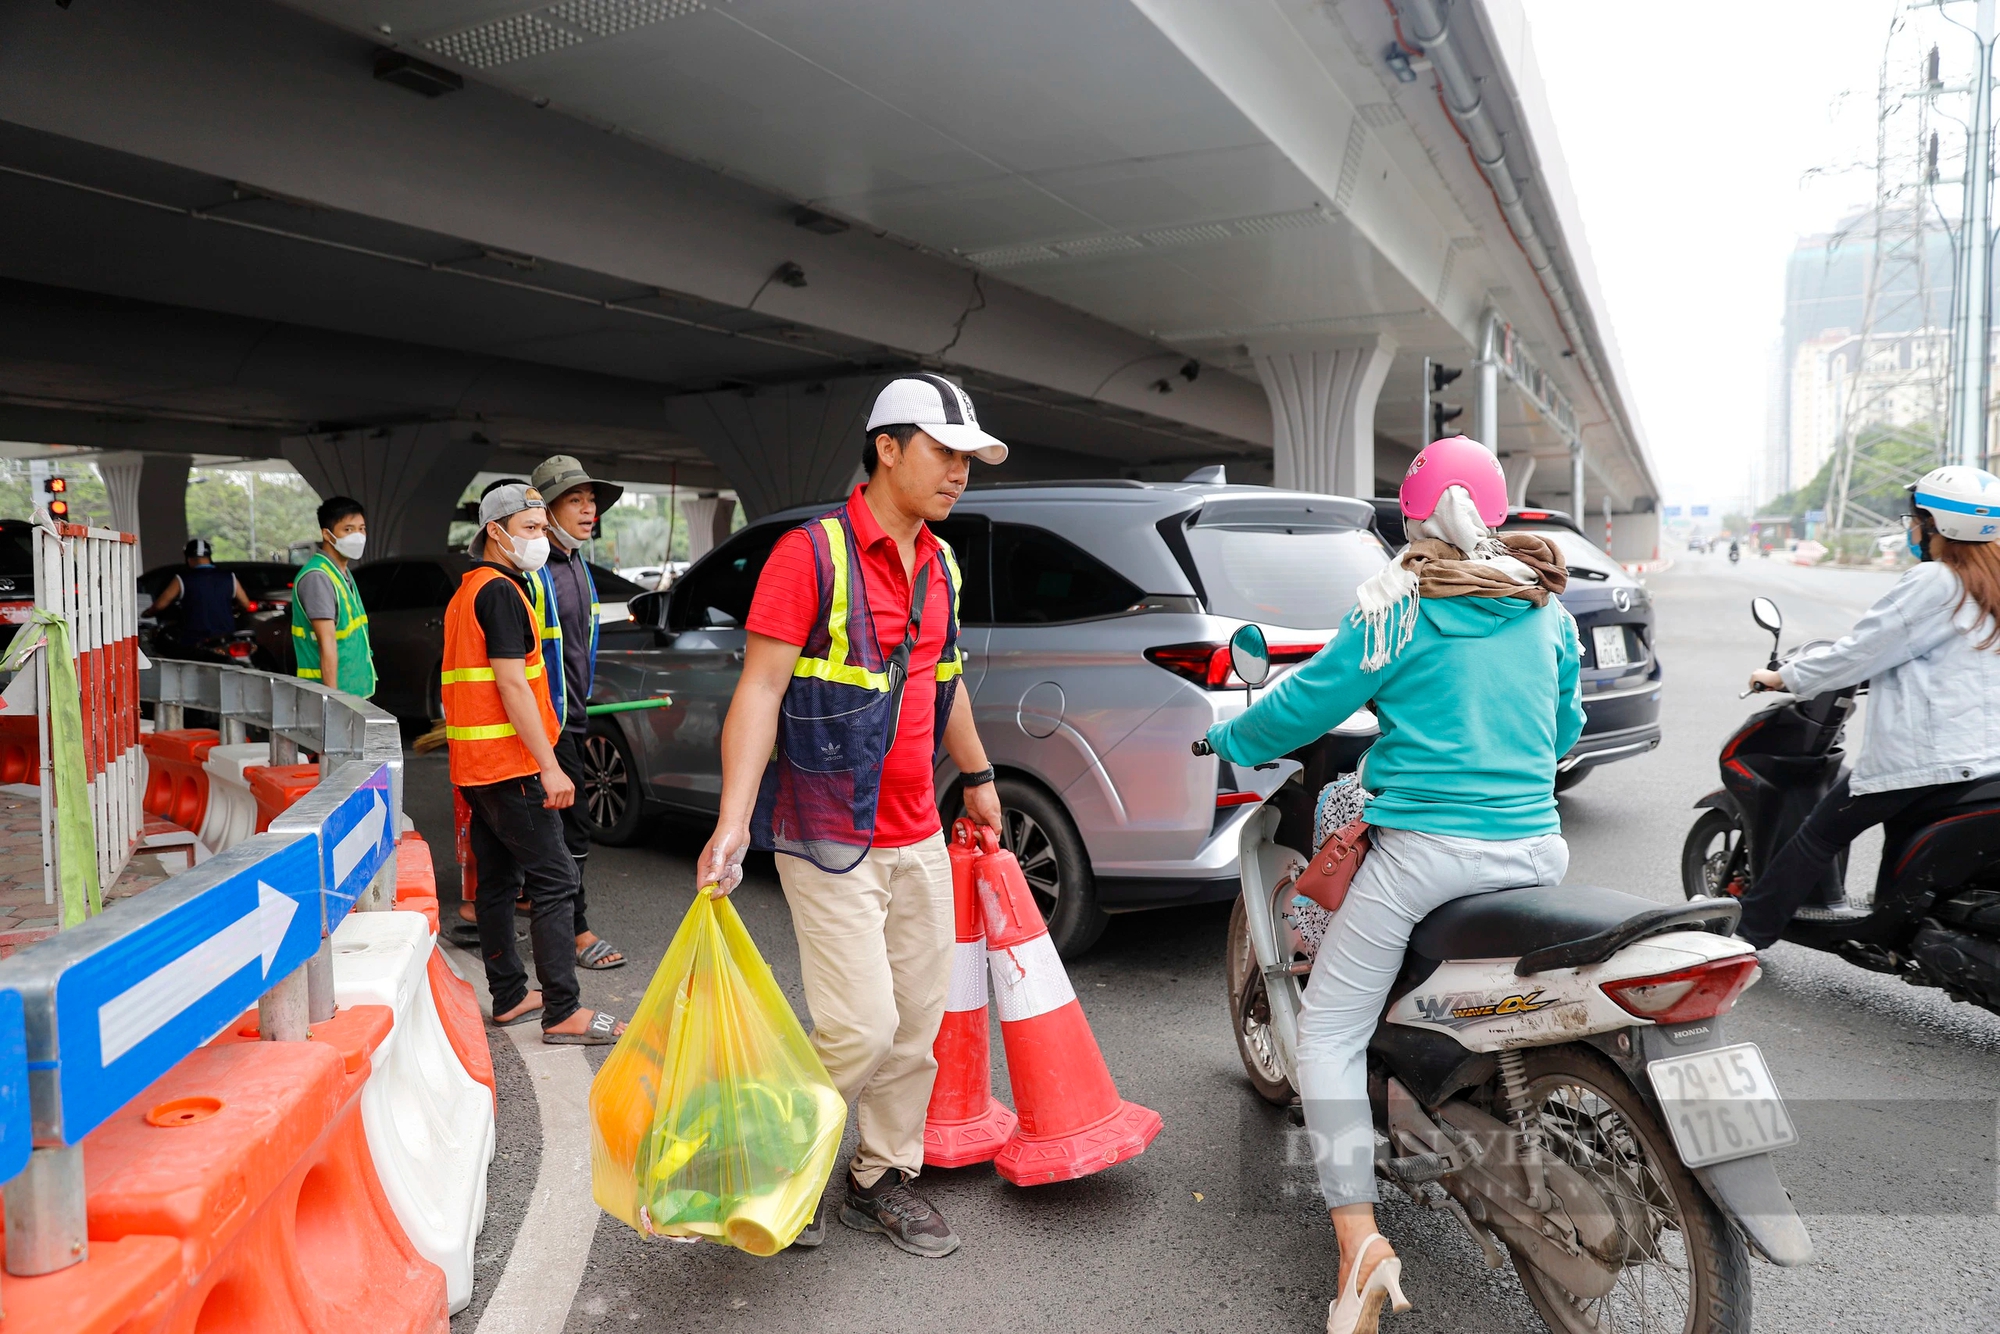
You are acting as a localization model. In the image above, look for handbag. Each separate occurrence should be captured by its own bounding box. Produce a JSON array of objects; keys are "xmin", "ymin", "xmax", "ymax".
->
[{"xmin": 1294, "ymin": 773, "xmax": 1371, "ymax": 913}]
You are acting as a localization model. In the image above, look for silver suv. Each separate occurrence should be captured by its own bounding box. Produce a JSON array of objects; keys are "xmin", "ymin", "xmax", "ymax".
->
[{"xmin": 587, "ymin": 481, "xmax": 1389, "ymax": 955}]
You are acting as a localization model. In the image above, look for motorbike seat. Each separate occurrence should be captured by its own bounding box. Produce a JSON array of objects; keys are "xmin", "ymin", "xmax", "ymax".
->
[
  {"xmin": 1895, "ymin": 778, "xmax": 2000, "ymax": 826},
  {"xmin": 1409, "ymin": 885, "xmax": 1741, "ymax": 976}
]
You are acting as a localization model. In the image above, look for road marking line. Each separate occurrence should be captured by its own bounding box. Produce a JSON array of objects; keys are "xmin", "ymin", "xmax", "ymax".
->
[{"xmin": 442, "ymin": 942, "xmax": 598, "ymax": 1334}]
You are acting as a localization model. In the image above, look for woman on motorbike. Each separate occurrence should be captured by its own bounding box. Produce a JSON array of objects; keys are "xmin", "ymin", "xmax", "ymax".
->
[
  {"xmin": 1736, "ymin": 465, "xmax": 2000, "ymax": 947},
  {"xmin": 1204, "ymin": 436, "xmax": 1584, "ymax": 1334}
]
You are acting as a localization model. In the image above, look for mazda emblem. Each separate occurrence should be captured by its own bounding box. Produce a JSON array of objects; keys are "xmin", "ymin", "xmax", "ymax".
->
[{"xmin": 1611, "ymin": 587, "xmax": 1632, "ymax": 613}]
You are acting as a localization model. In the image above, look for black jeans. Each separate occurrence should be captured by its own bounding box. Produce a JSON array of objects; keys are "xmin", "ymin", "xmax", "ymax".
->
[
  {"xmin": 1738, "ymin": 775, "xmax": 1975, "ymax": 947},
  {"xmin": 460, "ymin": 773, "xmax": 581, "ymax": 1029},
  {"xmin": 554, "ymin": 729, "xmax": 591, "ymax": 937}
]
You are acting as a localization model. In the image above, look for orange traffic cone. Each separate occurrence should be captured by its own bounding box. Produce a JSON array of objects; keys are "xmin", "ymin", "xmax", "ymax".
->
[
  {"xmin": 922, "ymin": 820, "xmax": 1018, "ymax": 1167},
  {"xmin": 973, "ymin": 826, "xmax": 1162, "ymax": 1185}
]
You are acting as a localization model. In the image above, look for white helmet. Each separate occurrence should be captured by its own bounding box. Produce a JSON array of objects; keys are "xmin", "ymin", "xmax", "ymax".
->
[{"xmin": 1911, "ymin": 465, "xmax": 2000, "ymax": 542}]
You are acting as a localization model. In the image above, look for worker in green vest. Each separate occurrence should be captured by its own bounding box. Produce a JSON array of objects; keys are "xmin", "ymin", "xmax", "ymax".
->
[{"xmin": 291, "ymin": 495, "xmax": 377, "ymax": 698}]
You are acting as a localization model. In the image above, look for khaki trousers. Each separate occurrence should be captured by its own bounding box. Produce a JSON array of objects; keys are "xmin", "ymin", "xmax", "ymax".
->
[{"xmin": 777, "ymin": 831, "xmax": 954, "ymax": 1187}]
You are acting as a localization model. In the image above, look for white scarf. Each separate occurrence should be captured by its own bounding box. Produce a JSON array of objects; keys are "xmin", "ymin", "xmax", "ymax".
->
[{"xmin": 1351, "ymin": 486, "xmax": 1536, "ymax": 672}]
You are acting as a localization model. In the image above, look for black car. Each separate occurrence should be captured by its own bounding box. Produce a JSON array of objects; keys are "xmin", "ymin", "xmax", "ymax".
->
[{"xmin": 1365, "ymin": 501, "xmax": 1660, "ymax": 790}]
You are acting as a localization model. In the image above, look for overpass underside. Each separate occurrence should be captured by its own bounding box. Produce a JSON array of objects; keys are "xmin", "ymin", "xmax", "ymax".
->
[{"xmin": 0, "ymin": 0, "xmax": 1660, "ymax": 559}]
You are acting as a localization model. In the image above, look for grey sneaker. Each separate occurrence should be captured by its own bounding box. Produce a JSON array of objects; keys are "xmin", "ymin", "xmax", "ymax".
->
[
  {"xmin": 839, "ymin": 1169, "xmax": 960, "ymax": 1258},
  {"xmin": 788, "ymin": 1198, "xmax": 826, "ymax": 1250}
]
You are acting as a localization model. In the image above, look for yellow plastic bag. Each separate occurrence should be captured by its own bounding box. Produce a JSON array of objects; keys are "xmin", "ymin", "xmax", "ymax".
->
[{"xmin": 589, "ymin": 889, "xmax": 846, "ymax": 1255}]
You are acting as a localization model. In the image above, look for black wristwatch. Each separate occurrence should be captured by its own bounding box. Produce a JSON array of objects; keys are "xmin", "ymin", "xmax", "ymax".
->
[{"xmin": 961, "ymin": 766, "xmax": 996, "ymax": 788}]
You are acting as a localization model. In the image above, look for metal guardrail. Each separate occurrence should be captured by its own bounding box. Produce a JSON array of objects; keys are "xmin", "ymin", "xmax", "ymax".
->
[{"xmin": 0, "ymin": 659, "xmax": 405, "ymax": 1283}]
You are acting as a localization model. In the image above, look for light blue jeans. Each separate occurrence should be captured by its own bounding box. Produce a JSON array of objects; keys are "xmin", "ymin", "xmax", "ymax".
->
[{"xmin": 1295, "ymin": 826, "xmax": 1570, "ymax": 1207}]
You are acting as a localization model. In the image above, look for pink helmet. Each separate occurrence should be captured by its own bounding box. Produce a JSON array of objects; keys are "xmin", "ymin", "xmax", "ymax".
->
[{"xmin": 1399, "ymin": 435, "xmax": 1508, "ymax": 527}]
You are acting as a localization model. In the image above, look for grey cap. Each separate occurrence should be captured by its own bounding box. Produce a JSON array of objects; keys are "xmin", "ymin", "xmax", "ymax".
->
[
  {"xmin": 467, "ymin": 482, "xmax": 547, "ymax": 558},
  {"xmin": 529, "ymin": 455, "xmax": 624, "ymax": 514}
]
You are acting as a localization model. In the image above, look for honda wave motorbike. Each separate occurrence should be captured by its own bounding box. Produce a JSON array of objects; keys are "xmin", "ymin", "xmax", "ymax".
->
[
  {"xmin": 1682, "ymin": 595, "xmax": 2000, "ymax": 1012},
  {"xmin": 1206, "ymin": 625, "xmax": 1809, "ymax": 1334}
]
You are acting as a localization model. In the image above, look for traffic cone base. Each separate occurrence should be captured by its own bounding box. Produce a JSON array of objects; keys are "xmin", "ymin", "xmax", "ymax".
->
[
  {"xmin": 923, "ymin": 1086, "xmax": 1019, "ymax": 1168},
  {"xmin": 994, "ymin": 1098, "xmax": 1161, "ymax": 1186}
]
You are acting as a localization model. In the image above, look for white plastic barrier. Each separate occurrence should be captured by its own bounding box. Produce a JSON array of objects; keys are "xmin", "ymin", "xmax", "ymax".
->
[
  {"xmin": 200, "ymin": 741, "xmax": 267, "ymax": 852},
  {"xmin": 332, "ymin": 909, "xmax": 495, "ymax": 1313}
]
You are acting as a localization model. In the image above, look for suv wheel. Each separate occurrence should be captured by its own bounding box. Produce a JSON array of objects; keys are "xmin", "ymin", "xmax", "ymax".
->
[
  {"xmin": 991, "ymin": 778, "xmax": 1105, "ymax": 959},
  {"xmin": 579, "ymin": 725, "xmax": 645, "ymax": 846}
]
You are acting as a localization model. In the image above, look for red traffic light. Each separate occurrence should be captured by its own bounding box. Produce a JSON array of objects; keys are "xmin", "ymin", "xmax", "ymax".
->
[
  {"xmin": 48, "ymin": 499, "xmax": 68, "ymax": 518},
  {"xmin": 46, "ymin": 477, "xmax": 65, "ymax": 493}
]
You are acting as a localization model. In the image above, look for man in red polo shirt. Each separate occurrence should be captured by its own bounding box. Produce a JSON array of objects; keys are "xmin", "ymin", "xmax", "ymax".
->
[{"xmin": 697, "ymin": 375, "xmax": 1006, "ymax": 1258}]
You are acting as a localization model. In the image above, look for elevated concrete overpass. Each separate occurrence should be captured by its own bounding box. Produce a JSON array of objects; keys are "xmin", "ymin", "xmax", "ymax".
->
[{"xmin": 0, "ymin": 0, "xmax": 1660, "ymax": 557}]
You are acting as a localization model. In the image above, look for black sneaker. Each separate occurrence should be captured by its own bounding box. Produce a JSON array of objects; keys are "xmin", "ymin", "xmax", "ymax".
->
[
  {"xmin": 789, "ymin": 1198, "xmax": 826, "ymax": 1250},
  {"xmin": 839, "ymin": 1169, "xmax": 960, "ymax": 1258}
]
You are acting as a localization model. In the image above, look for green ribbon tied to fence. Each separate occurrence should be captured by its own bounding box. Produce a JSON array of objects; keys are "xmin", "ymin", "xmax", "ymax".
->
[{"xmin": 0, "ymin": 609, "xmax": 103, "ymax": 926}]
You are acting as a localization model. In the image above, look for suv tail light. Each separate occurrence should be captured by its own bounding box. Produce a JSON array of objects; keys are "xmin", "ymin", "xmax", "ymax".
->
[
  {"xmin": 1144, "ymin": 640, "xmax": 1325, "ymax": 690},
  {"xmin": 1602, "ymin": 956, "xmax": 1762, "ymax": 1025}
]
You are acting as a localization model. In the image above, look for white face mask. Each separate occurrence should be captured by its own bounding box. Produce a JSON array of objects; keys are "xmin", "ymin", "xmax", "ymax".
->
[
  {"xmin": 549, "ymin": 522, "xmax": 585, "ymax": 553},
  {"xmin": 329, "ymin": 531, "xmax": 366, "ymax": 561},
  {"xmin": 503, "ymin": 532, "xmax": 550, "ymax": 573}
]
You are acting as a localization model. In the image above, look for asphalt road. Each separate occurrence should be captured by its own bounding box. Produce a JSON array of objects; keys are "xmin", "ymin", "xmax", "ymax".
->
[{"xmin": 424, "ymin": 549, "xmax": 2000, "ymax": 1334}]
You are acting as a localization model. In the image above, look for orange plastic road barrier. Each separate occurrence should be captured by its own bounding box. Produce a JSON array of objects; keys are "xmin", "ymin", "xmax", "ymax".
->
[
  {"xmin": 0, "ymin": 713, "xmax": 39, "ymax": 785},
  {"xmin": 923, "ymin": 819, "xmax": 1017, "ymax": 1167},
  {"xmin": 427, "ymin": 946, "xmax": 497, "ymax": 1109},
  {"xmin": 0, "ymin": 1233, "xmax": 183, "ymax": 1334},
  {"xmin": 974, "ymin": 827, "xmax": 1162, "ymax": 1186},
  {"xmin": 246, "ymin": 762, "xmax": 321, "ymax": 834},
  {"xmin": 82, "ymin": 1034, "xmax": 447, "ymax": 1333},
  {"xmin": 140, "ymin": 729, "xmax": 221, "ymax": 830},
  {"xmin": 395, "ymin": 832, "xmax": 441, "ymax": 932},
  {"xmin": 211, "ymin": 1004, "xmax": 396, "ymax": 1099}
]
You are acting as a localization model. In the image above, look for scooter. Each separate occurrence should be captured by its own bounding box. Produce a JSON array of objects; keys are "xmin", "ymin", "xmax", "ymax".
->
[
  {"xmin": 1682, "ymin": 596, "xmax": 2000, "ymax": 1011},
  {"xmin": 1206, "ymin": 624, "xmax": 1809, "ymax": 1334},
  {"xmin": 1728, "ymin": 544, "xmax": 1740, "ymax": 565}
]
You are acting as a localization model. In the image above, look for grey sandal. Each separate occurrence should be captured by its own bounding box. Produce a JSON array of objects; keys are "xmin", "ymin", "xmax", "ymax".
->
[
  {"xmin": 489, "ymin": 1005, "xmax": 542, "ymax": 1028},
  {"xmin": 577, "ymin": 938, "xmax": 626, "ymax": 970},
  {"xmin": 543, "ymin": 1010, "xmax": 624, "ymax": 1045}
]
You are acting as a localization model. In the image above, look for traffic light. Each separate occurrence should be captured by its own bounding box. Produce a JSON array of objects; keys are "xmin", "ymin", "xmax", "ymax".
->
[
  {"xmin": 45, "ymin": 475, "xmax": 68, "ymax": 520},
  {"xmin": 1431, "ymin": 401, "xmax": 1464, "ymax": 439},
  {"xmin": 1430, "ymin": 364, "xmax": 1463, "ymax": 394}
]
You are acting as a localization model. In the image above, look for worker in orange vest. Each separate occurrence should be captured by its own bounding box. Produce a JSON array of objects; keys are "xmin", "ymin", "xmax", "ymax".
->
[{"xmin": 442, "ymin": 483, "xmax": 623, "ymax": 1045}]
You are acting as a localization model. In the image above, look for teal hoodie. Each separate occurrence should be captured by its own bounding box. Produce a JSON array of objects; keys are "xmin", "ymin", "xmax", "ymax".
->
[{"xmin": 1206, "ymin": 595, "xmax": 1585, "ymax": 841}]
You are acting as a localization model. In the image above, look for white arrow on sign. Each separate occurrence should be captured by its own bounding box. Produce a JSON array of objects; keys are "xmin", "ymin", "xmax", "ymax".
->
[
  {"xmin": 97, "ymin": 881, "xmax": 299, "ymax": 1066},
  {"xmin": 332, "ymin": 791, "xmax": 388, "ymax": 890}
]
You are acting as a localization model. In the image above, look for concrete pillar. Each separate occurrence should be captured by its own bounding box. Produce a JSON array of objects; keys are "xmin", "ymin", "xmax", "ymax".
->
[
  {"xmin": 96, "ymin": 452, "xmax": 190, "ymax": 570},
  {"xmin": 1570, "ymin": 445, "xmax": 1586, "ymax": 524},
  {"xmin": 679, "ymin": 494, "xmax": 737, "ymax": 561},
  {"xmin": 282, "ymin": 424, "xmax": 488, "ymax": 557},
  {"xmin": 664, "ymin": 378, "xmax": 878, "ymax": 520},
  {"xmin": 1499, "ymin": 452, "xmax": 1537, "ymax": 508},
  {"xmin": 1250, "ymin": 335, "xmax": 1396, "ymax": 498}
]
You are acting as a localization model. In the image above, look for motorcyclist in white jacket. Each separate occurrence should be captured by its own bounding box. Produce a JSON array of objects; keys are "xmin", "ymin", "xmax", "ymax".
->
[{"xmin": 1737, "ymin": 466, "xmax": 2000, "ymax": 946}]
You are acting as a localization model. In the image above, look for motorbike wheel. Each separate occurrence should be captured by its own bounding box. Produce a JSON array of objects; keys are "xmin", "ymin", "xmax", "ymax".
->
[
  {"xmin": 1224, "ymin": 894, "xmax": 1295, "ymax": 1105},
  {"xmin": 1510, "ymin": 1045, "xmax": 1752, "ymax": 1334},
  {"xmin": 1681, "ymin": 809, "xmax": 1746, "ymax": 902}
]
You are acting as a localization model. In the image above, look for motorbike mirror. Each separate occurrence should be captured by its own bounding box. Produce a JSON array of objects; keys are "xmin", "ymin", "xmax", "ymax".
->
[
  {"xmin": 1750, "ymin": 596, "xmax": 1782, "ymax": 635},
  {"xmin": 1229, "ymin": 623, "xmax": 1270, "ymax": 688}
]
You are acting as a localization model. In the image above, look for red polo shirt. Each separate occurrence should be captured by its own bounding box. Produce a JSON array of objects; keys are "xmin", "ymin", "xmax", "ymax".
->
[{"xmin": 745, "ymin": 486, "xmax": 955, "ymax": 847}]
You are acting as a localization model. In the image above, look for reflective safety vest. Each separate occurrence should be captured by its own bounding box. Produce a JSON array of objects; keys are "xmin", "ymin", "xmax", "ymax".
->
[
  {"xmin": 527, "ymin": 554, "xmax": 599, "ymax": 729},
  {"xmin": 441, "ymin": 566, "xmax": 560, "ymax": 788},
  {"xmin": 751, "ymin": 508, "xmax": 964, "ymax": 873},
  {"xmin": 289, "ymin": 552, "xmax": 376, "ymax": 699}
]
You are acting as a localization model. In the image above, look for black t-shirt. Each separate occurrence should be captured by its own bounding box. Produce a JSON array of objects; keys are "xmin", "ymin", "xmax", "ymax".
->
[{"xmin": 473, "ymin": 564, "xmax": 538, "ymax": 659}]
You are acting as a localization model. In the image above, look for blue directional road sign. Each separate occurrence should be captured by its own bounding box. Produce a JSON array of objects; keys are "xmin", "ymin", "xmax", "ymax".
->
[
  {"xmin": 1663, "ymin": 505, "xmax": 1683, "ymax": 518},
  {"xmin": 319, "ymin": 764, "xmax": 395, "ymax": 927},
  {"xmin": 0, "ymin": 991, "xmax": 27, "ymax": 1183},
  {"xmin": 32, "ymin": 833, "xmax": 319, "ymax": 1142},
  {"xmin": 1691, "ymin": 505, "xmax": 1710, "ymax": 517}
]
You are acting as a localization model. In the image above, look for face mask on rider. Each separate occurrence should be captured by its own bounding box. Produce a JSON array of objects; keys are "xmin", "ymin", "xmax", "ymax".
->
[
  {"xmin": 1907, "ymin": 516, "xmax": 1930, "ymax": 561},
  {"xmin": 327, "ymin": 531, "xmax": 366, "ymax": 561}
]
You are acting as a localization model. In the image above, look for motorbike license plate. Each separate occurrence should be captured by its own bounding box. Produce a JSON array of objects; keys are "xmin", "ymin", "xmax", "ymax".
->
[
  {"xmin": 1592, "ymin": 625, "xmax": 1629, "ymax": 669},
  {"xmin": 1647, "ymin": 1042, "xmax": 1798, "ymax": 1168}
]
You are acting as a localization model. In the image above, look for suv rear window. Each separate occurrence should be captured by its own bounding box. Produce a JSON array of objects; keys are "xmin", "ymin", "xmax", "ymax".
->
[{"xmin": 1181, "ymin": 504, "xmax": 1387, "ymax": 629}]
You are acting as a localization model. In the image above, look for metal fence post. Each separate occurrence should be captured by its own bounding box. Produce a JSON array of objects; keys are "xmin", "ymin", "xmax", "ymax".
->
[
  {"xmin": 3, "ymin": 1144, "xmax": 87, "ymax": 1275},
  {"xmin": 259, "ymin": 961, "xmax": 311, "ymax": 1041},
  {"xmin": 306, "ymin": 936, "xmax": 336, "ymax": 1022}
]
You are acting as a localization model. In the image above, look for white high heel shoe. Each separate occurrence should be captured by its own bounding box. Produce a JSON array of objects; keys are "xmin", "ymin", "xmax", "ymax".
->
[{"xmin": 1326, "ymin": 1234, "xmax": 1412, "ymax": 1334}]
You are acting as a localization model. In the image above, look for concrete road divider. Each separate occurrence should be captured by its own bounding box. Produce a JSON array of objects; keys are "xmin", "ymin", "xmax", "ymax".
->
[
  {"xmin": 80, "ymin": 1036, "xmax": 447, "ymax": 1332},
  {"xmin": 331, "ymin": 910, "xmax": 495, "ymax": 1314}
]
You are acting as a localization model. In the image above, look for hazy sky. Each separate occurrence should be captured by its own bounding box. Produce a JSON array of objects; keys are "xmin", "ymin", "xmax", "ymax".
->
[{"xmin": 1521, "ymin": 0, "xmax": 1960, "ymax": 510}]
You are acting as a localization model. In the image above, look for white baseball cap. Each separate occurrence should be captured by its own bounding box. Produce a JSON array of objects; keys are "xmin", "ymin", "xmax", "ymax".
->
[{"xmin": 866, "ymin": 374, "xmax": 1009, "ymax": 465}]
